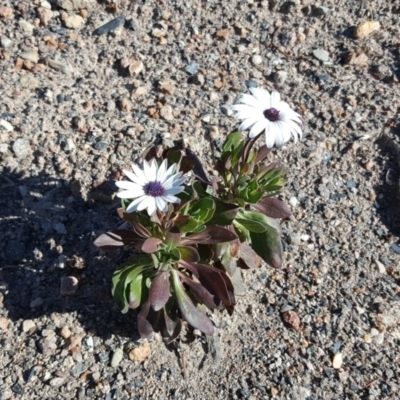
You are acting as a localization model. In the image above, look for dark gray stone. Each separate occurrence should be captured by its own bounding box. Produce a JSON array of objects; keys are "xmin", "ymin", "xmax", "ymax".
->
[{"xmin": 93, "ymin": 17, "xmax": 125, "ymax": 36}]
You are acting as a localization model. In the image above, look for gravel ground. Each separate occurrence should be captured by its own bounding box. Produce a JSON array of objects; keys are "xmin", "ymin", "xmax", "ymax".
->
[{"xmin": 1, "ymin": 0, "xmax": 400, "ymax": 399}]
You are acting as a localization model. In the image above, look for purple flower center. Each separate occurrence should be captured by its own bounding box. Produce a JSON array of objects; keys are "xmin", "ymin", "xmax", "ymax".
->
[
  {"xmin": 143, "ymin": 181, "xmax": 165, "ymax": 197},
  {"xmin": 263, "ymin": 108, "xmax": 280, "ymax": 122}
]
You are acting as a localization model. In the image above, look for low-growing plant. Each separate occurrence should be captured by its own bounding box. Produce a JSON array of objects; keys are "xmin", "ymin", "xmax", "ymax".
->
[{"xmin": 94, "ymin": 87, "xmax": 302, "ymax": 341}]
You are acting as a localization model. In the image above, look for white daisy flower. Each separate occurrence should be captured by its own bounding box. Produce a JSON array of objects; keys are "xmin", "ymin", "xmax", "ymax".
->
[
  {"xmin": 232, "ymin": 88, "xmax": 303, "ymax": 148},
  {"xmin": 116, "ymin": 159, "xmax": 186, "ymax": 216}
]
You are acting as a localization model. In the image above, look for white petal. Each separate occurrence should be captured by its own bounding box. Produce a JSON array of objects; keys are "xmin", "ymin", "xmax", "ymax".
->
[
  {"xmin": 237, "ymin": 93, "xmax": 265, "ymax": 110},
  {"xmin": 163, "ymin": 176, "xmax": 186, "ymax": 189},
  {"xmin": 123, "ymin": 168, "xmax": 146, "ymax": 186},
  {"xmin": 231, "ymin": 104, "xmax": 261, "ymax": 118},
  {"xmin": 156, "ymin": 159, "xmax": 168, "ymax": 182},
  {"xmin": 126, "ymin": 196, "xmax": 147, "ymax": 213},
  {"xmin": 163, "ymin": 163, "xmax": 177, "ymax": 180},
  {"xmin": 155, "ymin": 196, "xmax": 168, "ymax": 212},
  {"xmin": 143, "ymin": 159, "xmax": 157, "ymax": 182},
  {"xmin": 116, "ymin": 181, "xmax": 144, "ymax": 194},
  {"xmin": 249, "ymin": 88, "xmax": 271, "ymax": 107},
  {"xmin": 249, "ymin": 119, "xmax": 266, "ymax": 138},
  {"xmin": 146, "ymin": 197, "xmax": 157, "ymax": 216},
  {"xmin": 270, "ymin": 91, "xmax": 281, "ymax": 107},
  {"xmin": 130, "ymin": 164, "xmax": 148, "ymax": 185},
  {"xmin": 137, "ymin": 196, "xmax": 152, "ymax": 211},
  {"xmin": 164, "ymin": 186, "xmax": 185, "ymax": 196},
  {"xmin": 162, "ymin": 195, "xmax": 181, "ymax": 203},
  {"xmin": 273, "ymin": 122, "xmax": 285, "ymax": 147},
  {"xmin": 265, "ymin": 123, "xmax": 277, "ymax": 148},
  {"xmin": 239, "ymin": 118, "xmax": 259, "ymax": 132},
  {"xmin": 117, "ymin": 190, "xmax": 142, "ymax": 199},
  {"xmin": 278, "ymin": 102, "xmax": 302, "ymax": 123},
  {"xmin": 277, "ymin": 121, "xmax": 291, "ymax": 142},
  {"xmin": 288, "ymin": 120, "xmax": 303, "ymax": 140}
]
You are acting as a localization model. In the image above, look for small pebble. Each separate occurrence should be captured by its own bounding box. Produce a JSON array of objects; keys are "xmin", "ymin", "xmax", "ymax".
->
[
  {"xmin": 354, "ymin": 20, "xmax": 380, "ymax": 39},
  {"xmin": 128, "ymin": 343, "xmax": 151, "ymax": 362},
  {"xmin": 185, "ymin": 61, "xmax": 199, "ymax": 75},
  {"xmin": 389, "ymin": 243, "xmax": 400, "ymax": 255},
  {"xmin": 22, "ymin": 320, "xmax": 36, "ymax": 333},
  {"xmin": 1, "ymin": 36, "xmax": 12, "ymax": 48},
  {"xmin": 274, "ymin": 70, "xmax": 288, "ymax": 85},
  {"xmin": 60, "ymin": 326, "xmax": 71, "ymax": 339},
  {"xmin": 312, "ymin": 48, "xmax": 330, "ymax": 62},
  {"xmin": 363, "ymin": 334, "xmax": 372, "ymax": 343},
  {"xmin": 375, "ymin": 259, "xmax": 386, "ymax": 274},
  {"xmin": 0, "ymin": 119, "xmax": 13, "ymax": 131},
  {"xmin": 332, "ymin": 352, "xmax": 343, "ymax": 369},
  {"xmin": 65, "ymin": 15, "xmax": 84, "ymax": 29},
  {"xmin": 220, "ymin": 105, "xmax": 233, "ymax": 116},
  {"xmin": 251, "ymin": 54, "xmax": 263, "ymax": 65},
  {"xmin": 111, "ymin": 348, "xmax": 124, "ymax": 367},
  {"xmin": 289, "ymin": 197, "xmax": 299, "ymax": 207},
  {"xmin": 0, "ymin": 316, "xmax": 9, "ymax": 330}
]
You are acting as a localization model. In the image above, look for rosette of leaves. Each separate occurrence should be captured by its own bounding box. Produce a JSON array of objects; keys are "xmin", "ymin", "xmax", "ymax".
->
[
  {"xmin": 94, "ymin": 149, "xmax": 239, "ymax": 342},
  {"xmin": 196, "ymin": 131, "xmax": 291, "ymax": 285}
]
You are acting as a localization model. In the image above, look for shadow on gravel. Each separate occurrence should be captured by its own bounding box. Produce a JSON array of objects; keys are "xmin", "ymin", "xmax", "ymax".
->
[
  {"xmin": 0, "ymin": 169, "xmax": 140, "ymax": 341},
  {"xmin": 374, "ymin": 132, "xmax": 400, "ymax": 238}
]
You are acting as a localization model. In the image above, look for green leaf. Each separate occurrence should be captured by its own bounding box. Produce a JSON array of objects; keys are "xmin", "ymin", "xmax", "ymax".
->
[
  {"xmin": 222, "ymin": 130, "xmax": 242, "ymax": 153},
  {"xmin": 178, "ymin": 246, "xmax": 200, "ymax": 262},
  {"xmin": 206, "ymin": 199, "xmax": 239, "ymax": 226},
  {"xmin": 232, "ymin": 219, "xmax": 251, "ymax": 243},
  {"xmin": 235, "ymin": 210, "xmax": 272, "ymax": 233},
  {"xmin": 128, "ymin": 272, "xmax": 144, "ymax": 309},
  {"xmin": 250, "ymin": 224, "xmax": 283, "ymax": 269},
  {"xmin": 166, "ymin": 147, "xmax": 182, "ymax": 166},
  {"xmin": 171, "ymin": 270, "xmax": 214, "ymax": 336},
  {"xmin": 181, "ymin": 198, "xmax": 215, "ymax": 233}
]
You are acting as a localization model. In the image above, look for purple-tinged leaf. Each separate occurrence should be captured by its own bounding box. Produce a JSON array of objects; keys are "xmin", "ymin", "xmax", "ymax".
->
[
  {"xmin": 94, "ymin": 230, "xmax": 144, "ymax": 250},
  {"xmin": 239, "ymin": 243, "xmax": 261, "ymax": 269},
  {"xmin": 181, "ymin": 226, "xmax": 238, "ymax": 245},
  {"xmin": 185, "ymin": 148, "xmax": 211, "ymax": 185},
  {"xmin": 174, "ymin": 215, "xmax": 191, "ymax": 229},
  {"xmin": 242, "ymin": 133, "xmax": 262, "ymax": 162},
  {"xmin": 131, "ymin": 221, "xmax": 152, "ymax": 238},
  {"xmin": 253, "ymin": 198, "xmax": 291, "ymax": 219},
  {"xmin": 180, "ymin": 156, "xmax": 195, "ymax": 175},
  {"xmin": 180, "ymin": 260, "xmax": 200, "ymax": 278},
  {"xmin": 137, "ymin": 299, "xmax": 154, "ymax": 339},
  {"xmin": 180, "ymin": 261, "xmax": 235, "ymax": 307},
  {"xmin": 171, "ymin": 270, "xmax": 214, "ymax": 336},
  {"xmin": 141, "ymin": 238, "xmax": 162, "ymax": 253},
  {"xmin": 149, "ymin": 271, "xmax": 171, "ymax": 311},
  {"xmin": 211, "ymin": 176, "xmax": 219, "ymax": 194},
  {"xmin": 178, "ymin": 246, "xmax": 200, "ymax": 262},
  {"xmin": 166, "ymin": 226, "xmax": 181, "ymax": 246},
  {"xmin": 179, "ymin": 272, "xmax": 219, "ymax": 310},
  {"xmin": 254, "ymin": 145, "xmax": 271, "ymax": 164},
  {"xmin": 142, "ymin": 146, "xmax": 158, "ymax": 162}
]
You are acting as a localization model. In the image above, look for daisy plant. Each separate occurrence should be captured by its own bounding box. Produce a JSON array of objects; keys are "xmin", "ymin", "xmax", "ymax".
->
[{"xmin": 94, "ymin": 87, "xmax": 302, "ymax": 342}]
